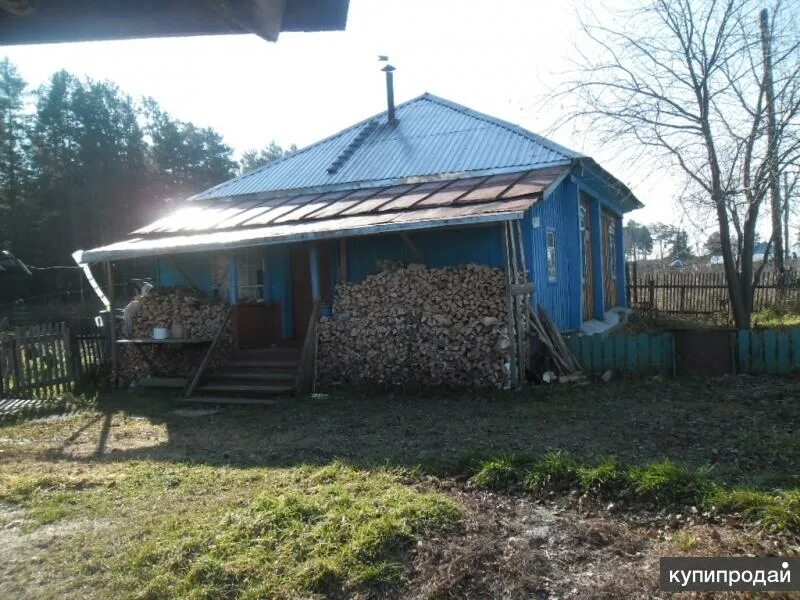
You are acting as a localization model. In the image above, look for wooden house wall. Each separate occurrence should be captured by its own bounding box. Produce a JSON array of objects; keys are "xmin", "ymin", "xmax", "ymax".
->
[
  {"xmin": 152, "ymin": 177, "xmax": 620, "ymax": 335},
  {"xmin": 527, "ymin": 179, "xmax": 583, "ymax": 331}
]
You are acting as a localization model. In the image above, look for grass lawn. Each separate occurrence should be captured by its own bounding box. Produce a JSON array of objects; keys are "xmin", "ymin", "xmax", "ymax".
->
[{"xmin": 1, "ymin": 375, "xmax": 799, "ymax": 598}]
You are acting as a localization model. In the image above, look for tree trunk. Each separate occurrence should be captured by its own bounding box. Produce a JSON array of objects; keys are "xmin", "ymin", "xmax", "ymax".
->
[{"xmin": 760, "ymin": 9, "xmax": 785, "ymax": 289}]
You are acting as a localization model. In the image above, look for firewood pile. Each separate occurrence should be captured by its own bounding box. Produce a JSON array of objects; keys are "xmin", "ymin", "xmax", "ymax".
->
[
  {"xmin": 317, "ymin": 263, "xmax": 510, "ymax": 388},
  {"xmin": 118, "ymin": 288, "xmax": 232, "ymax": 380}
]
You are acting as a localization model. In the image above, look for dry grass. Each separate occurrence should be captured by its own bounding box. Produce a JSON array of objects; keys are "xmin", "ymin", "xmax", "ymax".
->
[{"xmin": 0, "ymin": 375, "xmax": 798, "ymax": 598}]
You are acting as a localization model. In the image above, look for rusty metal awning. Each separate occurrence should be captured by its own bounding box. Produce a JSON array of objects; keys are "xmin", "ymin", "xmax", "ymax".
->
[{"xmin": 77, "ymin": 166, "xmax": 567, "ymax": 263}]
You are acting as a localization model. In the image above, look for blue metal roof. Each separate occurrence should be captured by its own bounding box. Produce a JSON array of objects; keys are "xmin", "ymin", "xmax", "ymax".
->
[{"xmin": 192, "ymin": 93, "xmax": 581, "ymax": 201}]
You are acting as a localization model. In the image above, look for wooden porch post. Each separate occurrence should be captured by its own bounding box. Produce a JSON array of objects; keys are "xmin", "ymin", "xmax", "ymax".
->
[
  {"xmin": 616, "ymin": 217, "xmax": 627, "ymax": 306},
  {"xmin": 590, "ymin": 197, "xmax": 605, "ymax": 319},
  {"xmin": 106, "ymin": 261, "xmax": 118, "ymax": 387},
  {"xmin": 228, "ymin": 255, "xmax": 239, "ymax": 305},
  {"xmin": 309, "ymin": 243, "xmax": 321, "ymax": 302}
]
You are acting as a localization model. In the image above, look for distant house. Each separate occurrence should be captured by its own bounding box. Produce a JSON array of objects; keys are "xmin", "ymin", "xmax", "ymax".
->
[{"xmin": 77, "ymin": 92, "xmax": 643, "ymax": 389}]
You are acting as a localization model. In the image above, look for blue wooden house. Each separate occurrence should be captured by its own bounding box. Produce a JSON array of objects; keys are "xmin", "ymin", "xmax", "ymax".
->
[{"xmin": 77, "ymin": 92, "xmax": 642, "ymax": 389}]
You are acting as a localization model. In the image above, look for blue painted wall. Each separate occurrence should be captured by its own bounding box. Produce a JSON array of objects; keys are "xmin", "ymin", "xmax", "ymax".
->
[
  {"xmin": 156, "ymin": 253, "xmax": 214, "ymax": 295},
  {"xmin": 342, "ymin": 224, "xmax": 506, "ymax": 283},
  {"xmin": 528, "ymin": 179, "xmax": 583, "ymax": 331},
  {"xmin": 152, "ymin": 172, "xmax": 630, "ymax": 335}
]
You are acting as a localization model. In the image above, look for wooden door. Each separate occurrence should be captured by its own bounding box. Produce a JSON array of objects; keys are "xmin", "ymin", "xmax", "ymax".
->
[
  {"xmin": 291, "ymin": 245, "xmax": 312, "ymax": 340},
  {"xmin": 580, "ymin": 200, "xmax": 594, "ymax": 321},
  {"xmin": 602, "ymin": 212, "xmax": 618, "ymax": 310},
  {"xmin": 290, "ymin": 242, "xmax": 334, "ymax": 341}
]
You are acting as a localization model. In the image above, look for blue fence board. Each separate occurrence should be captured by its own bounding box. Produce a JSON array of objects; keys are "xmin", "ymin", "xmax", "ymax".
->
[{"xmin": 568, "ymin": 326, "xmax": 800, "ymax": 378}]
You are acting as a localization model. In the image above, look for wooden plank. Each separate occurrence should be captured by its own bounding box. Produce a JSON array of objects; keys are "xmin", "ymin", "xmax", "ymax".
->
[
  {"xmin": 651, "ymin": 333, "xmax": 663, "ymax": 372},
  {"xmin": 614, "ymin": 334, "xmax": 626, "ymax": 371},
  {"xmin": 777, "ymin": 331, "xmax": 791, "ymax": 374},
  {"xmin": 637, "ymin": 333, "xmax": 650, "ymax": 371},
  {"xmin": 791, "ymin": 328, "xmax": 800, "ymax": 370},
  {"xmin": 183, "ymin": 305, "xmax": 232, "ymax": 399},
  {"xmin": 626, "ymin": 334, "xmax": 638, "ymax": 371},
  {"xmin": 591, "ymin": 334, "xmax": 602, "ymax": 372},
  {"xmin": 581, "ymin": 337, "xmax": 592, "ymax": 373},
  {"xmin": 763, "ymin": 329, "xmax": 778, "ymax": 374},
  {"xmin": 738, "ymin": 330, "xmax": 751, "ymax": 373},
  {"xmin": 601, "ymin": 335, "xmax": 615, "ymax": 370},
  {"xmin": 751, "ymin": 331, "xmax": 764, "ymax": 373}
]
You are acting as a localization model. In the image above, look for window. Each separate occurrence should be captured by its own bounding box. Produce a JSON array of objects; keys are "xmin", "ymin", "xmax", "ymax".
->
[
  {"xmin": 212, "ymin": 250, "xmax": 264, "ymax": 301},
  {"xmin": 579, "ymin": 206, "xmax": 589, "ymax": 284},
  {"xmin": 546, "ymin": 229, "xmax": 557, "ymax": 281},
  {"xmin": 607, "ymin": 223, "xmax": 617, "ymax": 280}
]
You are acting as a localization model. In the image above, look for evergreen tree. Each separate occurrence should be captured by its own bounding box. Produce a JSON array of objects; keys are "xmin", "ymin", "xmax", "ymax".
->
[
  {"xmin": 240, "ymin": 141, "xmax": 296, "ymax": 173},
  {"xmin": 0, "ymin": 58, "xmax": 31, "ymax": 254}
]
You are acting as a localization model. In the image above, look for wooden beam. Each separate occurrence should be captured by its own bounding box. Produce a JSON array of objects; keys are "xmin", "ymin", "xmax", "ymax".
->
[
  {"xmin": 229, "ymin": 255, "xmax": 239, "ymax": 305},
  {"xmin": 309, "ymin": 243, "xmax": 321, "ymax": 302},
  {"xmin": 338, "ymin": 238, "xmax": 348, "ymax": 283},
  {"xmin": 106, "ymin": 261, "xmax": 118, "ymax": 388}
]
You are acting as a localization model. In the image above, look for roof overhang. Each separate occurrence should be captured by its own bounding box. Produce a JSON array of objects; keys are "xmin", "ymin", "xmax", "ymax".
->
[
  {"xmin": 571, "ymin": 158, "xmax": 644, "ymax": 213},
  {"xmin": 77, "ymin": 165, "xmax": 567, "ymax": 263},
  {"xmin": 0, "ymin": 0, "xmax": 349, "ymax": 45},
  {"xmin": 76, "ymin": 204, "xmax": 530, "ymax": 263}
]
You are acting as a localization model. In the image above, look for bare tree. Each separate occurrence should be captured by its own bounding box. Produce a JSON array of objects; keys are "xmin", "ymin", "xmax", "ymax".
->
[{"xmin": 560, "ymin": 0, "xmax": 800, "ymax": 328}]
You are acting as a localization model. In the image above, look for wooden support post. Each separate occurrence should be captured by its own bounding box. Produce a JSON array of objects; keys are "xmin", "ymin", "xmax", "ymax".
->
[
  {"xmin": 338, "ymin": 239, "xmax": 348, "ymax": 283},
  {"xmin": 229, "ymin": 255, "xmax": 239, "ymax": 305},
  {"xmin": 106, "ymin": 261, "xmax": 118, "ymax": 388},
  {"xmin": 502, "ymin": 223, "xmax": 518, "ymax": 388},
  {"xmin": 590, "ymin": 197, "xmax": 605, "ymax": 319},
  {"xmin": 309, "ymin": 243, "xmax": 321, "ymax": 302}
]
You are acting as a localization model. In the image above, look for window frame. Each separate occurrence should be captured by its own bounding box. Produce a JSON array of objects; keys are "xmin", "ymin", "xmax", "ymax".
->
[{"xmin": 545, "ymin": 228, "xmax": 557, "ymax": 282}]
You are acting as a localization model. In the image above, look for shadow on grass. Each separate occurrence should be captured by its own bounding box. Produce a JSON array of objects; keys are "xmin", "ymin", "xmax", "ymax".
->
[{"xmin": 36, "ymin": 375, "xmax": 800, "ymax": 491}]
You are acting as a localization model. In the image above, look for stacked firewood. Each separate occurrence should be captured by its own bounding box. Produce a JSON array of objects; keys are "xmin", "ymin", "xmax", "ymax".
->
[
  {"xmin": 317, "ymin": 263, "xmax": 510, "ymax": 388},
  {"xmin": 119, "ymin": 287, "xmax": 232, "ymax": 380}
]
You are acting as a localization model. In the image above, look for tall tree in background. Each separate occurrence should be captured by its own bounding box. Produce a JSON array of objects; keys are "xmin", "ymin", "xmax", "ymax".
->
[
  {"xmin": 623, "ymin": 220, "xmax": 654, "ymax": 261},
  {"xmin": 705, "ymin": 231, "xmax": 723, "ymax": 256},
  {"xmin": 565, "ymin": 0, "xmax": 800, "ymax": 328},
  {"xmin": 240, "ymin": 140, "xmax": 297, "ymax": 173},
  {"xmin": 669, "ymin": 229, "xmax": 694, "ymax": 261},
  {"xmin": 143, "ymin": 98, "xmax": 238, "ymax": 203},
  {"xmin": 0, "ymin": 58, "xmax": 30, "ymax": 253}
]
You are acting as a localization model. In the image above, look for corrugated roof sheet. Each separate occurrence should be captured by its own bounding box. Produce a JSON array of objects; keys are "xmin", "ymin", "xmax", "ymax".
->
[
  {"xmin": 133, "ymin": 167, "xmax": 565, "ymax": 236},
  {"xmin": 80, "ymin": 166, "xmax": 567, "ymax": 262},
  {"xmin": 191, "ymin": 93, "xmax": 580, "ymax": 201}
]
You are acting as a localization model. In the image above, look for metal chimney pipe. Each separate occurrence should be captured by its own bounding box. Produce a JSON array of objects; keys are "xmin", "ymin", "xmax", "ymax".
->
[{"xmin": 382, "ymin": 64, "xmax": 396, "ymax": 125}]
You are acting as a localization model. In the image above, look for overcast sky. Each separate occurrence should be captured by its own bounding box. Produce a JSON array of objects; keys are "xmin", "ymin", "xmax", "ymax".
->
[{"xmin": 1, "ymin": 0, "xmax": 748, "ymax": 249}]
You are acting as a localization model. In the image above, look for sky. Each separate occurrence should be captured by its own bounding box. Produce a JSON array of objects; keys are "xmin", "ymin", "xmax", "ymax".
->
[{"xmin": 0, "ymin": 0, "xmax": 756, "ymax": 250}]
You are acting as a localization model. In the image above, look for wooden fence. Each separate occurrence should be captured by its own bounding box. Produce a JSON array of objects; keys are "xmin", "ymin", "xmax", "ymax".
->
[
  {"xmin": 567, "ymin": 332, "xmax": 675, "ymax": 376},
  {"xmin": 569, "ymin": 326, "xmax": 800, "ymax": 377},
  {"xmin": 626, "ymin": 268, "xmax": 800, "ymax": 322},
  {"xmin": 0, "ymin": 320, "xmax": 109, "ymax": 399}
]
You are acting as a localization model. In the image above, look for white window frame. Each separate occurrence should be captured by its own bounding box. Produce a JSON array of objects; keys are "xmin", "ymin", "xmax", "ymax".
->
[{"xmin": 546, "ymin": 229, "xmax": 557, "ymax": 282}]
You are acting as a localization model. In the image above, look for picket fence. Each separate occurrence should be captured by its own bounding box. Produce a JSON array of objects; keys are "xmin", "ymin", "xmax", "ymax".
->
[{"xmin": 0, "ymin": 320, "xmax": 109, "ymax": 399}]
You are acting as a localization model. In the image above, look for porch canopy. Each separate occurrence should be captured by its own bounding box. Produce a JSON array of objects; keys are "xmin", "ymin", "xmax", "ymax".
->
[{"xmin": 76, "ymin": 165, "xmax": 568, "ymax": 264}]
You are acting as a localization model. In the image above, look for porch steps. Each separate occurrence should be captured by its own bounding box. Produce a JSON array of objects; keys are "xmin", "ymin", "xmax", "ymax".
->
[
  {"xmin": 195, "ymin": 382, "xmax": 294, "ymax": 394},
  {"xmin": 188, "ymin": 345, "xmax": 301, "ymax": 404},
  {"xmin": 180, "ymin": 396, "xmax": 280, "ymax": 406}
]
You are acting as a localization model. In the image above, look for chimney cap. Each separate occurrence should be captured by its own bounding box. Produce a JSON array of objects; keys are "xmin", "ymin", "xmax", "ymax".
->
[{"xmin": 381, "ymin": 64, "xmax": 395, "ymax": 73}]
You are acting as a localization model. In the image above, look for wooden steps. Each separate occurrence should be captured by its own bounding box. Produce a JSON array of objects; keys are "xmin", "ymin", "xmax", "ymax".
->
[
  {"xmin": 138, "ymin": 376, "xmax": 187, "ymax": 388},
  {"xmin": 195, "ymin": 382, "xmax": 294, "ymax": 394},
  {"xmin": 179, "ymin": 396, "xmax": 279, "ymax": 406},
  {"xmin": 187, "ymin": 344, "xmax": 301, "ymax": 402}
]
